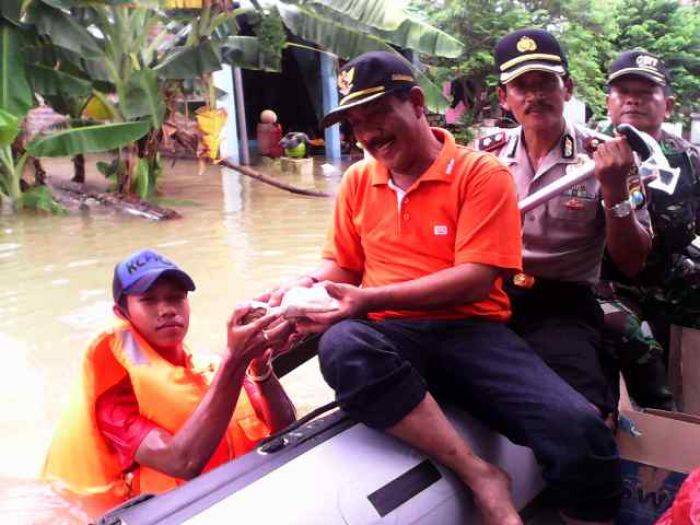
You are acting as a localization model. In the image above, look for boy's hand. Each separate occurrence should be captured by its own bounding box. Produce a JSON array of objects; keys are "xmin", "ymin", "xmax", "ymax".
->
[{"xmin": 226, "ymin": 304, "xmax": 293, "ymax": 364}]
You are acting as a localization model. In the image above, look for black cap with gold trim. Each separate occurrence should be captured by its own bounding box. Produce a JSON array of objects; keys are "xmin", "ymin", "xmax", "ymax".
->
[
  {"xmin": 495, "ymin": 28, "xmax": 568, "ymax": 84},
  {"xmin": 607, "ymin": 50, "xmax": 671, "ymax": 90},
  {"xmin": 320, "ymin": 51, "xmax": 417, "ymax": 129}
]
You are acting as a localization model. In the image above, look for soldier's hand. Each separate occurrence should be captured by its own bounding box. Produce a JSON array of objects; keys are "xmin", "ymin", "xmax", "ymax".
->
[{"xmin": 593, "ymin": 136, "xmax": 635, "ymax": 197}]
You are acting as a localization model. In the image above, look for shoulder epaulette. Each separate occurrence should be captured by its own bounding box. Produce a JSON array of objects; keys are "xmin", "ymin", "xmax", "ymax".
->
[{"xmin": 477, "ymin": 132, "xmax": 508, "ymax": 152}]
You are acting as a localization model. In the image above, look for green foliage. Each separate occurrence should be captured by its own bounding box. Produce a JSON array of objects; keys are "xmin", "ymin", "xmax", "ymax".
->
[
  {"xmin": 254, "ymin": 8, "xmax": 286, "ymax": 71},
  {"xmin": 0, "ymin": 22, "xmax": 33, "ymax": 117},
  {"xmin": 412, "ymin": 0, "xmax": 699, "ymax": 124},
  {"xmin": 608, "ymin": 0, "xmax": 699, "ymax": 123},
  {"xmin": 118, "ymin": 69, "xmax": 166, "ymax": 128},
  {"xmin": 132, "ymin": 157, "xmax": 150, "ymax": 199},
  {"xmin": 0, "ymin": 108, "xmax": 21, "ymax": 147},
  {"xmin": 20, "ymin": 185, "xmax": 68, "ymax": 215},
  {"xmin": 156, "ymin": 42, "xmax": 223, "ymax": 79},
  {"xmin": 26, "ymin": 121, "xmax": 151, "ymax": 157}
]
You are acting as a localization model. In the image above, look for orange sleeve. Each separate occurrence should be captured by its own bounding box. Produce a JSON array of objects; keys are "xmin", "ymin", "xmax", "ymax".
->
[
  {"xmin": 454, "ymin": 154, "xmax": 523, "ymax": 273},
  {"xmin": 321, "ymin": 169, "xmax": 365, "ymax": 273}
]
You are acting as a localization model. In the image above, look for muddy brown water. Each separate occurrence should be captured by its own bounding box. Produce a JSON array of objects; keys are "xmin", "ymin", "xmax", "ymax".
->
[{"xmin": 0, "ymin": 155, "xmax": 343, "ymax": 523}]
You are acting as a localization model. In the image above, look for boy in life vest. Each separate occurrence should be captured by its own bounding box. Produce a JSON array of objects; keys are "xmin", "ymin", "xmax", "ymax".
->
[{"xmin": 43, "ymin": 249, "xmax": 296, "ymax": 516}]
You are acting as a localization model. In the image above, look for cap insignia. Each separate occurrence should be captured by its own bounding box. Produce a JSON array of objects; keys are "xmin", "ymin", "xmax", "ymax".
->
[
  {"xmin": 517, "ymin": 36, "xmax": 537, "ymax": 53},
  {"xmin": 636, "ymin": 55, "xmax": 658, "ymax": 69},
  {"xmin": 337, "ymin": 67, "xmax": 355, "ymax": 97}
]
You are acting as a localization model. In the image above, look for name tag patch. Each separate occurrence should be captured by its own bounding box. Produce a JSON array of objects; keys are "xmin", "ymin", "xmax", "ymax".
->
[{"xmin": 434, "ymin": 225, "xmax": 448, "ymax": 236}]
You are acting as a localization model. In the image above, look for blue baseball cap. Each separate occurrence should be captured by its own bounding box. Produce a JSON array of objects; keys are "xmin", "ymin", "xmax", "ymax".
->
[{"xmin": 112, "ymin": 249, "xmax": 195, "ymax": 303}]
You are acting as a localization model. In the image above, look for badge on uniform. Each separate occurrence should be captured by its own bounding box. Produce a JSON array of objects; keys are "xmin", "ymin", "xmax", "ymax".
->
[
  {"xmin": 477, "ymin": 132, "xmax": 508, "ymax": 152},
  {"xmin": 563, "ymin": 175, "xmax": 594, "ymax": 210},
  {"xmin": 562, "ymin": 135, "xmax": 574, "ymax": 159},
  {"xmin": 627, "ymin": 175, "xmax": 647, "ymax": 209},
  {"xmin": 565, "ymin": 197, "xmax": 585, "ymax": 210}
]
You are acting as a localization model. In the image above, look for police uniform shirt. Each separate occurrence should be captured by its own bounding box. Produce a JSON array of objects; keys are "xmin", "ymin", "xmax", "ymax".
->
[{"xmin": 485, "ymin": 119, "xmax": 651, "ymax": 284}]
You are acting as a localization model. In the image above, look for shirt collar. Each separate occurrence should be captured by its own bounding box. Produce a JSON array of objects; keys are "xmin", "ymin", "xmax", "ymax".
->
[
  {"xmin": 370, "ymin": 128, "xmax": 457, "ymax": 186},
  {"xmin": 504, "ymin": 118, "xmax": 580, "ymax": 168}
]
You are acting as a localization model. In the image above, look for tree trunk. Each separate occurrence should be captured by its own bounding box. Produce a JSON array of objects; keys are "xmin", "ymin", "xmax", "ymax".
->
[
  {"xmin": 33, "ymin": 157, "xmax": 47, "ymax": 186},
  {"xmin": 71, "ymin": 154, "xmax": 85, "ymax": 184}
]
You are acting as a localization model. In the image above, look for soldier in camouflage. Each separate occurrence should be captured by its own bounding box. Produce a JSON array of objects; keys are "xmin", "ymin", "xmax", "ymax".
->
[{"xmin": 599, "ymin": 50, "xmax": 700, "ymax": 410}]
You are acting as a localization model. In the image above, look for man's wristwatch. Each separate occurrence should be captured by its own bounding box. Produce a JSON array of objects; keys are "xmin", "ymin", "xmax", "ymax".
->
[{"xmin": 602, "ymin": 198, "xmax": 633, "ymax": 218}]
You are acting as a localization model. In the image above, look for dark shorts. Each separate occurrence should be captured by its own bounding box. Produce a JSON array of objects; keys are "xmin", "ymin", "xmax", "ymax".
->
[{"xmin": 318, "ymin": 317, "xmax": 621, "ymax": 521}]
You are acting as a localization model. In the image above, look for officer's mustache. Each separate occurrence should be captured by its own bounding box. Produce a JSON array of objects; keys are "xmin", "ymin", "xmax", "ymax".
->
[{"xmin": 524, "ymin": 101, "xmax": 553, "ymax": 114}]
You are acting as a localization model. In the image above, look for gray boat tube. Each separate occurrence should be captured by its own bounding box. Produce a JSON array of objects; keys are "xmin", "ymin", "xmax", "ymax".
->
[{"xmin": 98, "ymin": 400, "xmax": 544, "ymax": 524}]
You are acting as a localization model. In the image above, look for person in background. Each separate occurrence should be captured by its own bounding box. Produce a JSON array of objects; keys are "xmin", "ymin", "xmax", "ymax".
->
[
  {"xmin": 43, "ymin": 249, "xmax": 295, "ymax": 515},
  {"xmin": 477, "ymin": 28, "xmax": 654, "ymax": 523},
  {"xmin": 597, "ymin": 50, "xmax": 700, "ymax": 410}
]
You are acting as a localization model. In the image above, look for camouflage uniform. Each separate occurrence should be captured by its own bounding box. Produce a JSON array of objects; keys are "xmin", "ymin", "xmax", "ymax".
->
[{"xmin": 598, "ymin": 125, "xmax": 700, "ymax": 409}]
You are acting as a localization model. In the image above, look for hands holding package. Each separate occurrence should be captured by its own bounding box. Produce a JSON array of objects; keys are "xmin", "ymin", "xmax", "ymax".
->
[{"xmin": 227, "ymin": 277, "xmax": 363, "ymax": 369}]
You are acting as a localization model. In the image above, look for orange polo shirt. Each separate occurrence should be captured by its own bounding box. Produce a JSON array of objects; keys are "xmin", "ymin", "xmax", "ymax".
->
[{"xmin": 322, "ymin": 128, "xmax": 522, "ymax": 322}]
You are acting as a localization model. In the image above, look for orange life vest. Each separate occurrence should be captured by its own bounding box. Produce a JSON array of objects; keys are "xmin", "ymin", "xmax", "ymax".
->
[{"xmin": 42, "ymin": 322, "xmax": 269, "ymax": 507}]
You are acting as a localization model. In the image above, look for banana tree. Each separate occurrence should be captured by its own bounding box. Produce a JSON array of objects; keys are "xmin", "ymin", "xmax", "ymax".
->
[
  {"xmin": 21, "ymin": 0, "xmax": 169, "ymax": 197},
  {"xmin": 0, "ymin": 7, "xmax": 152, "ymax": 210}
]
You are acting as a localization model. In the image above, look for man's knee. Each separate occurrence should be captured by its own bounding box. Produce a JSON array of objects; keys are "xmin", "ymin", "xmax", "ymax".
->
[{"xmin": 318, "ymin": 320, "xmax": 368, "ymax": 384}]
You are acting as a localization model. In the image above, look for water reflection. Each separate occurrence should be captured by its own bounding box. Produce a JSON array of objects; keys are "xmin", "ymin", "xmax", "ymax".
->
[{"xmin": 0, "ymin": 156, "xmax": 339, "ymax": 522}]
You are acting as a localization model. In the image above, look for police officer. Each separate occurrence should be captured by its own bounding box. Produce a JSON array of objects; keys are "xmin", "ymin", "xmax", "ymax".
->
[
  {"xmin": 478, "ymin": 29, "xmax": 654, "ymax": 523},
  {"xmin": 598, "ymin": 50, "xmax": 700, "ymax": 409}
]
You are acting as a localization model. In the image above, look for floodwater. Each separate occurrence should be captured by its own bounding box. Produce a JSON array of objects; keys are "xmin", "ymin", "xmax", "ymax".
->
[{"xmin": 0, "ymin": 155, "xmax": 343, "ymax": 523}]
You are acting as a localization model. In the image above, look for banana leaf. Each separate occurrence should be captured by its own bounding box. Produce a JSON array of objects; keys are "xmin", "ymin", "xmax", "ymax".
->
[
  {"xmin": 0, "ymin": 22, "xmax": 33, "ymax": 116},
  {"xmin": 28, "ymin": 55, "xmax": 94, "ymax": 116},
  {"xmin": 219, "ymin": 36, "xmax": 280, "ymax": 71},
  {"xmin": 29, "ymin": 65, "xmax": 93, "ymax": 100},
  {"xmin": 118, "ymin": 69, "xmax": 165, "ymax": 128},
  {"xmin": 83, "ymin": 93, "xmax": 116, "ymax": 120},
  {"xmin": 0, "ymin": 0, "xmax": 22, "ymax": 25},
  {"xmin": 132, "ymin": 157, "xmax": 150, "ymax": 199},
  {"xmin": 375, "ymin": 17, "xmax": 464, "ymax": 59},
  {"xmin": 26, "ymin": 120, "xmax": 151, "ymax": 157},
  {"xmin": 303, "ymin": 0, "xmax": 407, "ymax": 31},
  {"xmin": 155, "ymin": 41, "xmax": 222, "ymax": 79},
  {"xmin": 294, "ymin": 2, "xmax": 464, "ymax": 59},
  {"xmin": 277, "ymin": 3, "xmax": 390, "ymax": 59},
  {"xmin": 40, "ymin": 0, "xmax": 133, "ymax": 7},
  {"xmin": 0, "ymin": 108, "xmax": 21, "ymax": 147},
  {"xmin": 277, "ymin": 5, "xmax": 448, "ymax": 111},
  {"xmin": 28, "ymin": 3, "xmax": 103, "ymax": 59}
]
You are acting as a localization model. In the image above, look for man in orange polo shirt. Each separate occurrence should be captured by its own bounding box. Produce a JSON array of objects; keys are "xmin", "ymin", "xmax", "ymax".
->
[{"xmin": 263, "ymin": 51, "xmax": 618, "ymax": 525}]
